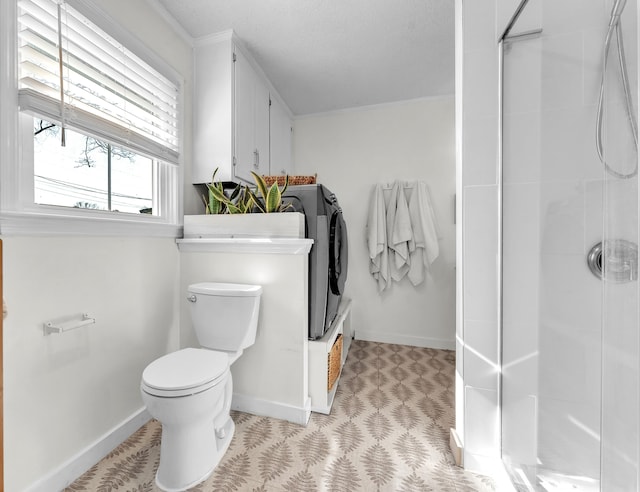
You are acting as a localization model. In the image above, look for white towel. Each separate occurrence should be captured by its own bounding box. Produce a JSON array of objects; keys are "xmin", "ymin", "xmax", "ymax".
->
[
  {"xmin": 366, "ymin": 183, "xmax": 389, "ymax": 292},
  {"xmin": 407, "ymin": 181, "xmax": 440, "ymax": 285},
  {"xmin": 387, "ymin": 181, "xmax": 412, "ymax": 282}
]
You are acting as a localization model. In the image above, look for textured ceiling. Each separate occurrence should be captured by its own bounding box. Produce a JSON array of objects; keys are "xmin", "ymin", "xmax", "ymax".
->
[{"xmin": 154, "ymin": 0, "xmax": 455, "ymax": 116}]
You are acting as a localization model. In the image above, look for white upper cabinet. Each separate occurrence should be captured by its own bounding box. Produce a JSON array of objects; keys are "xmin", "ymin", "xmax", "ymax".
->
[{"xmin": 192, "ymin": 32, "xmax": 293, "ymax": 184}]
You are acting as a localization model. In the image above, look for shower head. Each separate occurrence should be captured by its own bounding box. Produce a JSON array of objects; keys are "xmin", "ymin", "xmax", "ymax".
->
[
  {"xmin": 610, "ymin": 0, "xmax": 628, "ymax": 25},
  {"xmin": 597, "ymin": 0, "xmax": 638, "ymax": 179}
]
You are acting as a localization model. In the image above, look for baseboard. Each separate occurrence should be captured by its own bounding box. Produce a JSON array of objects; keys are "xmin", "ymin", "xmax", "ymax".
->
[
  {"xmin": 232, "ymin": 393, "xmax": 311, "ymax": 426},
  {"xmin": 354, "ymin": 330, "xmax": 455, "ymax": 350},
  {"xmin": 25, "ymin": 408, "xmax": 151, "ymax": 492},
  {"xmin": 448, "ymin": 429, "xmax": 516, "ymax": 490},
  {"xmin": 449, "ymin": 428, "xmax": 463, "ymax": 466}
]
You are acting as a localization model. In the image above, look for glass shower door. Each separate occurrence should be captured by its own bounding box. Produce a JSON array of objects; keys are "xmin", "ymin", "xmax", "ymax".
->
[
  {"xmin": 600, "ymin": 0, "xmax": 639, "ymax": 488},
  {"xmin": 500, "ymin": 1, "xmax": 639, "ymax": 490}
]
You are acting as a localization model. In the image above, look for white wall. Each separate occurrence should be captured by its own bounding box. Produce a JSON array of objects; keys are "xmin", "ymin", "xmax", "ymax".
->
[
  {"xmin": 3, "ymin": 237, "xmax": 180, "ymax": 491},
  {"xmin": 293, "ymin": 97, "xmax": 456, "ymax": 349},
  {"xmin": 2, "ymin": 2, "xmax": 192, "ymax": 490}
]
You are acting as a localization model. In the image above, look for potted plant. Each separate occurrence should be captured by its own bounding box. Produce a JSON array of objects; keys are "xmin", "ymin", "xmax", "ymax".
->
[
  {"xmin": 203, "ymin": 170, "xmax": 292, "ymax": 214},
  {"xmin": 184, "ymin": 169, "xmax": 305, "ymax": 238}
]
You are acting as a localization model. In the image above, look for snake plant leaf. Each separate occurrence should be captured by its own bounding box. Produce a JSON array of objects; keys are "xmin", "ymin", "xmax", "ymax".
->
[
  {"xmin": 203, "ymin": 187, "xmax": 220, "ymax": 214},
  {"xmin": 201, "ymin": 167, "xmax": 228, "ymax": 214},
  {"xmin": 251, "ymin": 172, "xmax": 269, "ymax": 201},
  {"xmin": 229, "ymin": 186, "xmax": 251, "ymax": 214},
  {"xmin": 210, "ymin": 167, "xmax": 219, "ymax": 183},
  {"xmin": 229, "ymin": 183, "xmax": 242, "ymax": 202},
  {"xmin": 208, "ymin": 183, "xmax": 228, "ymax": 203},
  {"xmin": 207, "ymin": 188, "xmax": 218, "ymax": 214},
  {"xmin": 278, "ymin": 175, "xmax": 291, "ymax": 211},
  {"xmin": 202, "ymin": 193, "xmax": 211, "ymax": 214},
  {"xmin": 280, "ymin": 174, "xmax": 290, "ymax": 195},
  {"xmin": 241, "ymin": 190, "xmax": 254, "ymax": 213},
  {"xmin": 246, "ymin": 187, "xmax": 265, "ymax": 213},
  {"xmin": 266, "ymin": 182, "xmax": 281, "ymax": 213},
  {"xmin": 226, "ymin": 202, "xmax": 243, "ymax": 214}
]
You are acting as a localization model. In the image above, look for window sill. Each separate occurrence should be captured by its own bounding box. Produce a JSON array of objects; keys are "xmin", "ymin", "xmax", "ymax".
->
[{"xmin": 0, "ymin": 210, "xmax": 181, "ymax": 237}]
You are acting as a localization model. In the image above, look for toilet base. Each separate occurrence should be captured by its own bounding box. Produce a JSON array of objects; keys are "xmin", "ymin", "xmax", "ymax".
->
[{"xmin": 155, "ymin": 417, "xmax": 235, "ymax": 492}]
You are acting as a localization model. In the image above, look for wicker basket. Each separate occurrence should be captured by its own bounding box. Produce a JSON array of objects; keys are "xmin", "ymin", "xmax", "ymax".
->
[
  {"xmin": 262, "ymin": 175, "xmax": 317, "ymax": 186},
  {"xmin": 327, "ymin": 334, "xmax": 343, "ymax": 391}
]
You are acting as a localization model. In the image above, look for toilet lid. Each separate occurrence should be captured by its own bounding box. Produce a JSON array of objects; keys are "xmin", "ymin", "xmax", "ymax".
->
[{"xmin": 142, "ymin": 348, "xmax": 228, "ymax": 396}]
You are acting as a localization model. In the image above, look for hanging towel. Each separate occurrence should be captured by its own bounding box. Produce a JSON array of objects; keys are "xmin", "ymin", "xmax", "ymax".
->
[
  {"xmin": 387, "ymin": 181, "xmax": 412, "ymax": 282},
  {"xmin": 366, "ymin": 183, "xmax": 389, "ymax": 292},
  {"xmin": 407, "ymin": 181, "xmax": 440, "ymax": 285}
]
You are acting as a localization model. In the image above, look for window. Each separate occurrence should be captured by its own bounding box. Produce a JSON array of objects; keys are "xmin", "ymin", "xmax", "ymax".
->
[
  {"xmin": 33, "ymin": 119, "xmax": 153, "ymax": 214},
  {"xmin": 0, "ymin": 0, "xmax": 182, "ymax": 235}
]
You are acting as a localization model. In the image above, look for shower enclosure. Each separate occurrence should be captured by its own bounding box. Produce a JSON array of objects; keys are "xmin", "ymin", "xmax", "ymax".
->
[{"xmin": 500, "ymin": 1, "xmax": 639, "ymax": 490}]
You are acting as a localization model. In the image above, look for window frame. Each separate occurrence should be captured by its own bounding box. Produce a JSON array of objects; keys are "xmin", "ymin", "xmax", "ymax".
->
[{"xmin": 0, "ymin": 0, "xmax": 183, "ymax": 237}]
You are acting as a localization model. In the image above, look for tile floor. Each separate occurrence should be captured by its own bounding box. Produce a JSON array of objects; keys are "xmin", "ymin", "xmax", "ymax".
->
[{"xmin": 66, "ymin": 340, "xmax": 495, "ymax": 491}]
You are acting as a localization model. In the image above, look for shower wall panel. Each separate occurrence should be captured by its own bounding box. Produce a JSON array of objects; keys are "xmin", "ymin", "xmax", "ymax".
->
[{"xmin": 457, "ymin": 0, "xmax": 502, "ymax": 473}]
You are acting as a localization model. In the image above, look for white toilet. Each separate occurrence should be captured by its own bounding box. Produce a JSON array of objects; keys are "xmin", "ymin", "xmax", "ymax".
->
[{"xmin": 140, "ymin": 282, "xmax": 262, "ymax": 492}]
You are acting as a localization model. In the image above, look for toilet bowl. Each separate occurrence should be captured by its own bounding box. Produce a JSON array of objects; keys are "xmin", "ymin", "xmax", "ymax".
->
[
  {"xmin": 141, "ymin": 348, "xmax": 232, "ymax": 491},
  {"xmin": 140, "ymin": 282, "xmax": 262, "ymax": 491}
]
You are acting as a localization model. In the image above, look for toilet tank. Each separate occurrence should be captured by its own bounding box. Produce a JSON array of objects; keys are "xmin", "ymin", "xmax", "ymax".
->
[{"xmin": 187, "ymin": 282, "xmax": 262, "ymax": 352}]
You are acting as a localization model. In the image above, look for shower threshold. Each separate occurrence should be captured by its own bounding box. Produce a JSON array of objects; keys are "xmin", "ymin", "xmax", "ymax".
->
[{"xmin": 537, "ymin": 469, "xmax": 599, "ymax": 492}]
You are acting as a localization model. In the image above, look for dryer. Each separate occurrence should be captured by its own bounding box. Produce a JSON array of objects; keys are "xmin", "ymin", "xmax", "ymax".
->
[{"xmin": 281, "ymin": 184, "xmax": 348, "ymax": 339}]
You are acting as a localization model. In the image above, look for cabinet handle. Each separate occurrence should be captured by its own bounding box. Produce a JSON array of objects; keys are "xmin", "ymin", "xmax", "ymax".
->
[{"xmin": 253, "ymin": 149, "xmax": 259, "ymax": 169}]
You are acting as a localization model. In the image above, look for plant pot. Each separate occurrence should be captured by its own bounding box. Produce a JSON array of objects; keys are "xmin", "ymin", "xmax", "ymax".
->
[{"xmin": 183, "ymin": 212, "xmax": 305, "ymax": 239}]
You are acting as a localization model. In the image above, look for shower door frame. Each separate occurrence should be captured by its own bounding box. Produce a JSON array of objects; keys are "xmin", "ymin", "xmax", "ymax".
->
[{"xmin": 497, "ymin": 0, "xmax": 532, "ymax": 480}]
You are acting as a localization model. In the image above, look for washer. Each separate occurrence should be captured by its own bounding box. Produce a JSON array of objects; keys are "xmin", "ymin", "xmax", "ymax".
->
[{"xmin": 282, "ymin": 184, "xmax": 348, "ymax": 339}]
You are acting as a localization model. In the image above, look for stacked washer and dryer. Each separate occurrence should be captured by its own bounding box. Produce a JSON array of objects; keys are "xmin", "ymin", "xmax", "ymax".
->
[{"xmin": 281, "ymin": 184, "xmax": 348, "ymax": 340}]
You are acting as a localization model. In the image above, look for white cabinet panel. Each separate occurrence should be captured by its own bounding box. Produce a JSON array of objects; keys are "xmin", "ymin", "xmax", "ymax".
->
[
  {"xmin": 270, "ymin": 96, "xmax": 293, "ymax": 175},
  {"xmin": 233, "ymin": 48, "xmax": 256, "ymax": 182},
  {"xmin": 193, "ymin": 40, "xmax": 233, "ymax": 183},
  {"xmin": 233, "ymin": 48, "xmax": 270, "ymax": 183}
]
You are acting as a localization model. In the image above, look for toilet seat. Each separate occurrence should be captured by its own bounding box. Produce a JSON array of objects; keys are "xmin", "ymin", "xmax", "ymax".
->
[{"xmin": 142, "ymin": 348, "xmax": 229, "ymax": 398}]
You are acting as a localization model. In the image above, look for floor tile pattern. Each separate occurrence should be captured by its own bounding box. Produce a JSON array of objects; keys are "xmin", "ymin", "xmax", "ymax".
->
[{"xmin": 66, "ymin": 340, "xmax": 495, "ymax": 491}]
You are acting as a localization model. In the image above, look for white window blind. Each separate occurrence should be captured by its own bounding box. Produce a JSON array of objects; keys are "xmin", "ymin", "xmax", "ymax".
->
[{"xmin": 17, "ymin": 0, "xmax": 180, "ymax": 164}]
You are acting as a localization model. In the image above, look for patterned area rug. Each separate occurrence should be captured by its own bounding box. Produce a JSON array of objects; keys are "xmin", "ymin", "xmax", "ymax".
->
[{"xmin": 66, "ymin": 340, "xmax": 495, "ymax": 491}]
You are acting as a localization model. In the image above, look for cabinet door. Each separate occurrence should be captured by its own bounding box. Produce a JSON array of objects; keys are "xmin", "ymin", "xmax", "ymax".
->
[
  {"xmin": 234, "ymin": 49, "xmax": 270, "ymax": 183},
  {"xmin": 269, "ymin": 97, "xmax": 293, "ymax": 175},
  {"xmin": 254, "ymin": 77, "xmax": 270, "ymax": 177},
  {"xmin": 234, "ymin": 48, "xmax": 255, "ymax": 183},
  {"xmin": 193, "ymin": 40, "xmax": 233, "ymax": 183}
]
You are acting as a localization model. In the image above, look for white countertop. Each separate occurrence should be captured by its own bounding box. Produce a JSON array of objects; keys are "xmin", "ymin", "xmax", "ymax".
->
[{"xmin": 176, "ymin": 237, "xmax": 313, "ymax": 255}]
